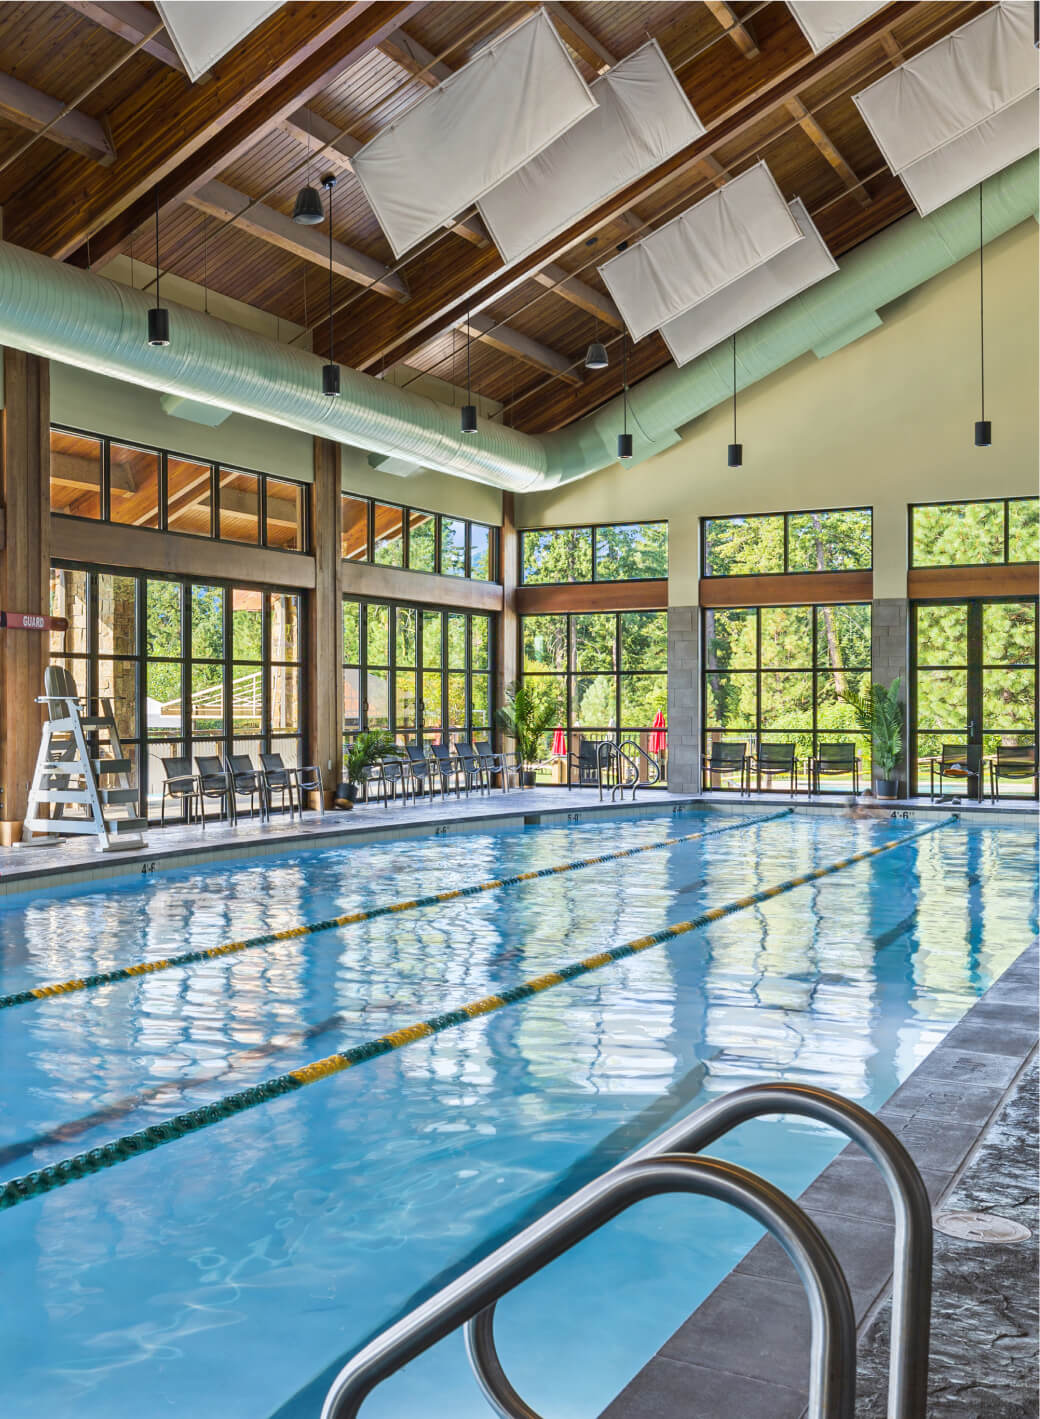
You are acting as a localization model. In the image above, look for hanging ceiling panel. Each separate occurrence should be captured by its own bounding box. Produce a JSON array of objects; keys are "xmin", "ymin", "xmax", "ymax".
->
[
  {"xmin": 598, "ymin": 162, "xmax": 803, "ymax": 342},
  {"xmin": 659, "ymin": 198, "xmax": 837, "ymax": 366},
  {"xmin": 476, "ymin": 41, "xmax": 703, "ymax": 265},
  {"xmin": 156, "ymin": 1, "xmax": 283, "ymax": 82},
  {"xmin": 853, "ymin": 2, "xmax": 1039, "ymax": 215},
  {"xmin": 351, "ymin": 10, "xmax": 597, "ymax": 259},
  {"xmin": 786, "ymin": 2, "xmax": 887, "ymax": 54}
]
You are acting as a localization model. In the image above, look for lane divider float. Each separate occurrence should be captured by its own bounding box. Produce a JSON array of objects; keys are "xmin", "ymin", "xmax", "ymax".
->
[
  {"xmin": 0, "ymin": 816, "xmax": 954, "ymax": 1212},
  {"xmin": 0, "ymin": 810, "xmax": 792, "ymax": 1011}
]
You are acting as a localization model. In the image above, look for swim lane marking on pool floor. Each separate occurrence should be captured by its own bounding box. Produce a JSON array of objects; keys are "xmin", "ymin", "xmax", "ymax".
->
[
  {"xmin": 0, "ymin": 809, "xmax": 792, "ymax": 1011},
  {"xmin": 0, "ymin": 816, "xmax": 955, "ymax": 1212}
]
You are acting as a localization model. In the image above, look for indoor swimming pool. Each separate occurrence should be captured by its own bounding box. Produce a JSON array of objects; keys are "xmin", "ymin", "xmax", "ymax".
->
[{"xmin": 0, "ymin": 806, "xmax": 1035, "ymax": 1418}]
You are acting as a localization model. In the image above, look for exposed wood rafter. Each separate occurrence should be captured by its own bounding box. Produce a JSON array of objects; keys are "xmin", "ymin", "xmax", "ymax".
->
[
  {"xmin": 531, "ymin": 265, "xmax": 623, "ymax": 329},
  {"xmin": 377, "ymin": 28, "xmax": 452, "ymax": 86},
  {"xmin": 544, "ymin": 2, "xmax": 616, "ymax": 73},
  {"xmin": 63, "ymin": 1, "xmax": 186, "ymax": 73},
  {"xmin": 703, "ymin": 0, "xmax": 760, "ymax": 60},
  {"xmin": 784, "ymin": 96, "xmax": 870, "ymax": 207},
  {"xmin": 458, "ymin": 312, "xmax": 582, "ymax": 385},
  {"xmin": 0, "ymin": 71, "xmax": 115, "ymax": 164}
]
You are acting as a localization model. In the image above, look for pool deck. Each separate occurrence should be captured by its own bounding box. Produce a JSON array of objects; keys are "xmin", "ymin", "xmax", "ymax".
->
[
  {"xmin": 0, "ymin": 786, "xmax": 1033, "ymax": 896},
  {"xmin": 600, "ymin": 940, "xmax": 1039, "ymax": 1419}
]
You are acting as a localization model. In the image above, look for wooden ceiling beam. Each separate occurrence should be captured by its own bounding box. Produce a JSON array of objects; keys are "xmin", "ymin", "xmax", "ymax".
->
[
  {"xmin": 377, "ymin": 27, "xmax": 453, "ymax": 86},
  {"xmin": 784, "ymin": 96, "xmax": 870, "ymax": 207},
  {"xmin": 544, "ymin": 3, "xmax": 616, "ymax": 73},
  {"xmin": 532, "ymin": 264, "xmax": 623, "ymax": 329},
  {"xmin": 186, "ymin": 180, "xmax": 409, "ymax": 301},
  {"xmin": 458, "ymin": 313, "xmax": 582, "ymax": 385},
  {"xmin": 0, "ymin": 71, "xmax": 115, "ymax": 164},
  {"xmin": 63, "ymin": 1, "xmax": 187, "ymax": 74},
  {"xmin": 703, "ymin": 0, "xmax": 760, "ymax": 60},
  {"xmin": 7, "ymin": 1, "xmax": 424, "ymax": 262}
]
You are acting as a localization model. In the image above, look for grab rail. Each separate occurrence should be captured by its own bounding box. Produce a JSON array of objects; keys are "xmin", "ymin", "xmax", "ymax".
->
[
  {"xmin": 320, "ymin": 1153, "xmax": 856, "ymax": 1419},
  {"xmin": 468, "ymin": 1083, "xmax": 931, "ymax": 1419},
  {"xmin": 595, "ymin": 740, "xmax": 641, "ymax": 801},
  {"xmin": 620, "ymin": 739, "xmax": 663, "ymax": 788}
]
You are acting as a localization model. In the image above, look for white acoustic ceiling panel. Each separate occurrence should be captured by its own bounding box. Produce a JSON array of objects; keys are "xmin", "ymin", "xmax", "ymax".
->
[
  {"xmin": 351, "ymin": 10, "xmax": 596, "ymax": 258},
  {"xmin": 477, "ymin": 41, "xmax": 703, "ymax": 265},
  {"xmin": 157, "ymin": 1, "xmax": 283, "ymax": 82},
  {"xmin": 598, "ymin": 162, "xmax": 803, "ymax": 343},
  {"xmin": 659, "ymin": 199, "xmax": 837, "ymax": 367},
  {"xmin": 853, "ymin": 2, "xmax": 1039, "ymax": 215},
  {"xmin": 786, "ymin": 2, "xmax": 886, "ymax": 53}
]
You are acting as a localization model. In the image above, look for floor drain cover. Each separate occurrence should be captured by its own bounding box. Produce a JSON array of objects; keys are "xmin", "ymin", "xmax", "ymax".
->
[{"xmin": 935, "ymin": 1211, "xmax": 1032, "ymax": 1244}]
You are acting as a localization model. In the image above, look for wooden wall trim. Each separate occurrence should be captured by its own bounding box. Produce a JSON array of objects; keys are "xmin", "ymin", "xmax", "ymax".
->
[
  {"xmin": 516, "ymin": 580, "xmax": 668, "ymax": 614},
  {"xmin": 907, "ymin": 563, "xmax": 1040, "ymax": 600},
  {"xmin": 698, "ymin": 570, "xmax": 873, "ymax": 608},
  {"xmin": 50, "ymin": 517, "xmax": 316, "ymax": 589},
  {"xmin": 341, "ymin": 558, "xmax": 503, "ymax": 612}
]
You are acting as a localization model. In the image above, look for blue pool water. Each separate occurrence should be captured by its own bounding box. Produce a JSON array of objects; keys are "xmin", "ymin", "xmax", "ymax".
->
[{"xmin": 0, "ymin": 807, "xmax": 1035, "ymax": 1418}]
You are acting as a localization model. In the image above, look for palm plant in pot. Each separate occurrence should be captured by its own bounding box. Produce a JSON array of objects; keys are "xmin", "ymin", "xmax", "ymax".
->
[
  {"xmin": 336, "ymin": 730, "xmax": 400, "ymax": 808},
  {"xmin": 839, "ymin": 676, "xmax": 904, "ymax": 798},
  {"xmin": 494, "ymin": 681, "xmax": 559, "ymax": 788}
]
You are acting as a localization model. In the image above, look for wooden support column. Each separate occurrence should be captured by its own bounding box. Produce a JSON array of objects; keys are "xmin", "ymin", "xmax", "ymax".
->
[
  {"xmin": 309, "ymin": 437, "xmax": 342, "ymax": 803},
  {"xmin": 0, "ymin": 348, "xmax": 50, "ymax": 838},
  {"xmin": 495, "ymin": 492, "xmax": 518, "ymax": 752}
]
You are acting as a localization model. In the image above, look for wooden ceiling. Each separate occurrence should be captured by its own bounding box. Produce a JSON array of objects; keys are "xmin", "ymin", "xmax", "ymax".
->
[{"xmin": 0, "ymin": 2, "xmax": 990, "ymax": 436}]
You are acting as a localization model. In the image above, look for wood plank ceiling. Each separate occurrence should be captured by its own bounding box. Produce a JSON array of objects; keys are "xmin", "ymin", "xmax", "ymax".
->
[{"xmin": 0, "ymin": 2, "xmax": 991, "ymax": 438}]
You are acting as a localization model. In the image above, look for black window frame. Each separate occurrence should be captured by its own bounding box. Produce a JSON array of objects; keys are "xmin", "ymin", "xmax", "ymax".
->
[
  {"xmin": 909, "ymin": 497, "xmax": 1040, "ymax": 570},
  {"xmin": 341, "ymin": 492, "xmax": 499, "ymax": 583},
  {"xmin": 700, "ymin": 506, "xmax": 873, "ymax": 579},
  {"xmin": 518, "ymin": 521, "xmax": 669, "ymax": 586}
]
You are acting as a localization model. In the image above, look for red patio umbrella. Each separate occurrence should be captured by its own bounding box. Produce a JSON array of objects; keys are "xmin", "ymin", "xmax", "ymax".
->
[
  {"xmin": 649, "ymin": 710, "xmax": 667, "ymax": 757},
  {"xmin": 551, "ymin": 725, "xmax": 567, "ymax": 757}
]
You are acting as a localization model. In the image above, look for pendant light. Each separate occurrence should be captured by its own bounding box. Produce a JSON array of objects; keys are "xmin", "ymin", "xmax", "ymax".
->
[
  {"xmin": 727, "ymin": 333, "xmax": 742, "ymax": 467},
  {"xmin": 617, "ymin": 333, "xmax": 633, "ymax": 460},
  {"xmin": 321, "ymin": 174, "xmax": 340, "ymax": 397},
  {"xmin": 293, "ymin": 112, "xmax": 324, "ymax": 225},
  {"xmin": 147, "ymin": 188, "xmax": 170, "ymax": 347},
  {"xmin": 460, "ymin": 307, "xmax": 477, "ymax": 435},
  {"xmin": 974, "ymin": 182, "xmax": 990, "ymax": 446},
  {"xmin": 585, "ymin": 339, "xmax": 609, "ymax": 370}
]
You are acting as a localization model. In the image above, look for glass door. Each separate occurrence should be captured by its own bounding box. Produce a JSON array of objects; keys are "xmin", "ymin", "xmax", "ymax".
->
[{"xmin": 912, "ymin": 597, "xmax": 1038, "ymax": 797}]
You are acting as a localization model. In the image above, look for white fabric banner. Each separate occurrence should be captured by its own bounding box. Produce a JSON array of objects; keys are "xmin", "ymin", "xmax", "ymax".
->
[
  {"xmin": 598, "ymin": 163, "xmax": 803, "ymax": 343},
  {"xmin": 157, "ymin": 1, "xmax": 283, "ymax": 81},
  {"xmin": 853, "ymin": 2, "xmax": 1038, "ymax": 212},
  {"xmin": 351, "ymin": 10, "xmax": 596, "ymax": 258},
  {"xmin": 659, "ymin": 199, "xmax": 837, "ymax": 366},
  {"xmin": 477, "ymin": 41, "xmax": 703, "ymax": 265},
  {"xmin": 786, "ymin": 2, "xmax": 886, "ymax": 53}
]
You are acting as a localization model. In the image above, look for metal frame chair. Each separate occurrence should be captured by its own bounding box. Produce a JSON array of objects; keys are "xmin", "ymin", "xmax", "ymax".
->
[
  {"xmin": 928, "ymin": 744, "xmax": 980, "ymax": 803},
  {"xmin": 569, "ymin": 738, "xmax": 604, "ymax": 788},
  {"xmin": 194, "ymin": 755, "xmax": 237, "ymax": 824},
  {"xmin": 405, "ymin": 744, "xmax": 435, "ymax": 802},
  {"xmin": 430, "ymin": 742, "xmax": 461, "ymax": 798},
  {"xmin": 291, "ymin": 758, "xmax": 326, "ymax": 817},
  {"xmin": 808, "ymin": 742, "xmax": 860, "ymax": 796},
  {"xmin": 751, "ymin": 742, "xmax": 798, "ymax": 795},
  {"xmin": 454, "ymin": 741, "xmax": 489, "ymax": 796},
  {"xmin": 159, "ymin": 756, "xmax": 202, "ymax": 827},
  {"xmin": 259, "ymin": 752, "xmax": 297, "ymax": 818},
  {"xmin": 702, "ymin": 741, "xmax": 749, "ymax": 796},
  {"xmin": 474, "ymin": 740, "xmax": 521, "ymax": 794},
  {"xmin": 224, "ymin": 752, "xmax": 269, "ymax": 821},
  {"xmin": 989, "ymin": 744, "xmax": 1037, "ymax": 801}
]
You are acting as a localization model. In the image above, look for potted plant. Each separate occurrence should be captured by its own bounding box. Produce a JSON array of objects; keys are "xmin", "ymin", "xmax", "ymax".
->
[
  {"xmin": 336, "ymin": 730, "xmax": 400, "ymax": 808},
  {"xmin": 839, "ymin": 676, "xmax": 904, "ymax": 799},
  {"xmin": 494, "ymin": 681, "xmax": 559, "ymax": 788}
]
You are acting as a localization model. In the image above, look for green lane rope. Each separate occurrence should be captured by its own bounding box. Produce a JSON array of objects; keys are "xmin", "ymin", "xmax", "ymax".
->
[
  {"xmin": 0, "ymin": 809, "xmax": 792, "ymax": 1011},
  {"xmin": 0, "ymin": 816, "xmax": 954, "ymax": 1213}
]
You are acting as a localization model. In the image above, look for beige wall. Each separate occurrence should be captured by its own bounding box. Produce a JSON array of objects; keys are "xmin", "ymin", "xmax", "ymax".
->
[
  {"xmin": 340, "ymin": 444, "xmax": 504, "ymax": 526},
  {"xmin": 517, "ymin": 220, "xmax": 1040, "ymax": 602}
]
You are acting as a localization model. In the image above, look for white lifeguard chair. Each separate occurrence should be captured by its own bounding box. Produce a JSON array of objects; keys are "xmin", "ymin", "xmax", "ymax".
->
[{"xmin": 24, "ymin": 665, "xmax": 148, "ymax": 852}]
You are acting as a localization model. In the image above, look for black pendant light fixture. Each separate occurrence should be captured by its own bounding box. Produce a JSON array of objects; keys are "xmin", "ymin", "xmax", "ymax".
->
[
  {"xmin": 321, "ymin": 174, "xmax": 340, "ymax": 397},
  {"xmin": 293, "ymin": 112, "xmax": 324, "ymax": 225},
  {"xmin": 147, "ymin": 188, "xmax": 170, "ymax": 347},
  {"xmin": 974, "ymin": 182, "xmax": 990, "ymax": 447},
  {"xmin": 460, "ymin": 308, "xmax": 477, "ymax": 435},
  {"xmin": 727, "ymin": 333, "xmax": 742, "ymax": 467},
  {"xmin": 585, "ymin": 338, "xmax": 609, "ymax": 371},
  {"xmin": 617, "ymin": 333, "xmax": 633, "ymax": 460}
]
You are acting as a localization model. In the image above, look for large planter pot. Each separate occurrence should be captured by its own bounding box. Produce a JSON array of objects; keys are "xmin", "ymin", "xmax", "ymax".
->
[
  {"xmin": 334, "ymin": 781, "xmax": 359, "ymax": 808},
  {"xmin": 521, "ymin": 770, "xmax": 536, "ymax": 788},
  {"xmin": 874, "ymin": 777, "xmax": 899, "ymax": 799}
]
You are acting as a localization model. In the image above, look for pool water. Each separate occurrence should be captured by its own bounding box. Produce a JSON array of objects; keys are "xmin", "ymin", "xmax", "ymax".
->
[{"xmin": 0, "ymin": 808, "xmax": 1035, "ymax": 1418}]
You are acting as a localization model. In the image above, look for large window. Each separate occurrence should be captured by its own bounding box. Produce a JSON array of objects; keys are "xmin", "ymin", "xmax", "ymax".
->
[
  {"xmin": 702, "ymin": 508, "xmax": 872, "ymax": 577},
  {"xmin": 341, "ymin": 493, "xmax": 497, "ymax": 582},
  {"xmin": 910, "ymin": 498, "xmax": 1039, "ymax": 568},
  {"xmin": 702, "ymin": 603, "xmax": 872, "ymax": 788},
  {"xmin": 342, "ymin": 598, "xmax": 493, "ymax": 757},
  {"xmin": 50, "ymin": 427, "xmax": 307, "ymax": 553},
  {"xmin": 521, "ymin": 522, "xmax": 668, "ymax": 585},
  {"xmin": 50, "ymin": 563, "xmax": 304, "ymax": 819},
  {"xmin": 520, "ymin": 610, "xmax": 668, "ymax": 783}
]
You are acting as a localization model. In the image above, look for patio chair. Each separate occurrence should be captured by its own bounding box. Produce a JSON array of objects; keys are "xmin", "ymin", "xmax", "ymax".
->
[
  {"xmin": 194, "ymin": 755, "xmax": 237, "ymax": 824},
  {"xmin": 475, "ymin": 740, "xmax": 521, "ymax": 794},
  {"xmin": 430, "ymin": 742, "xmax": 461, "ymax": 798},
  {"xmin": 807, "ymin": 742, "xmax": 860, "ymax": 796},
  {"xmin": 405, "ymin": 744, "xmax": 435, "ymax": 802},
  {"xmin": 455, "ymin": 741, "xmax": 489, "ymax": 796},
  {"xmin": 259, "ymin": 752, "xmax": 297, "ymax": 818},
  {"xmin": 702, "ymin": 741, "xmax": 749, "ymax": 796},
  {"xmin": 379, "ymin": 756, "xmax": 410, "ymax": 807},
  {"xmin": 751, "ymin": 742, "xmax": 798, "ymax": 795},
  {"xmin": 570, "ymin": 739, "xmax": 603, "ymax": 788},
  {"xmin": 989, "ymin": 744, "xmax": 1037, "ymax": 801},
  {"xmin": 224, "ymin": 752, "xmax": 269, "ymax": 821},
  {"xmin": 292, "ymin": 758, "xmax": 326, "ymax": 817},
  {"xmin": 160, "ymin": 756, "xmax": 202, "ymax": 827},
  {"xmin": 928, "ymin": 744, "xmax": 981, "ymax": 802}
]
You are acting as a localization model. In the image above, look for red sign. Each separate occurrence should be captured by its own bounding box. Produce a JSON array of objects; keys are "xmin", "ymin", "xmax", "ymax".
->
[{"xmin": 0, "ymin": 612, "xmax": 67, "ymax": 632}]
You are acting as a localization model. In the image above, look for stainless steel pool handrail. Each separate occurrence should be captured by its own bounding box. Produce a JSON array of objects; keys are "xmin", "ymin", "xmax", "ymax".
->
[
  {"xmin": 320, "ymin": 1154, "xmax": 857, "ymax": 1419},
  {"xmin": 595, "ymin": 741, "xmax": 640, "ymax": 801},
  {"xmin": 619, "ymin": 739, "xmax": 663, "ymax": 789},
  {"xmin": 470, "ymin": 1083, "xmax": 931, "ymax": 1419}
]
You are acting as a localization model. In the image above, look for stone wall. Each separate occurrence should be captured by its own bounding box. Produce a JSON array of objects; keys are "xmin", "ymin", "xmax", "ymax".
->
[
  {"xmin": 667, "ymin": 605, "xmax": 700, "ymax": 793},
  {"xmin": 871, "ymin": 597, "xmax": 909, "ymax": 791}
]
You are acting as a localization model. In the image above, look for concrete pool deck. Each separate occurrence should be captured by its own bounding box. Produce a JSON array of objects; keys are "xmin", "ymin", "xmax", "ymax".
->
[{"xmin": 601, "ymin": 940, "xmax": 1039, "ymax": 1419}]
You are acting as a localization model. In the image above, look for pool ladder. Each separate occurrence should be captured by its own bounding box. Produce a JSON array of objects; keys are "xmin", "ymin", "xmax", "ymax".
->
[
  {"xmin": 320, "ymin": 1082, "xmax": 932, "ymax": 1419},
  {"xmin": 596, "ymin": 740, "xmax": 662, "ymax": 802}
]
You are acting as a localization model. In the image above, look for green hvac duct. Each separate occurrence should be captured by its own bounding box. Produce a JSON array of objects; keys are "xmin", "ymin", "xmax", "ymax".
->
[{"xmin": 0, "ymin": 152, "xmax": 1034, "ymax": 492}]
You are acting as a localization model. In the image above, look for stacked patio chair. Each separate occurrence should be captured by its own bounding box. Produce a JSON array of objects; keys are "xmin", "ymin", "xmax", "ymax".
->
[
  {"xmin": 988, "ymin": 744, "xmax": 1037, "ymax": 801},
  {"xmin": 807, "ymin": 742, "xmax": 860, "ymax": 796},
  {"xmin": 455, "ymin": 742, "xmax": 489, "ymax": 796},
  {"xmin": 475, "ymin": 740, "xmax": 521, "ymax": 793},
  {"xmin": 702, "ymin": 741, "xmax": 749, "ymax": 795}
]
